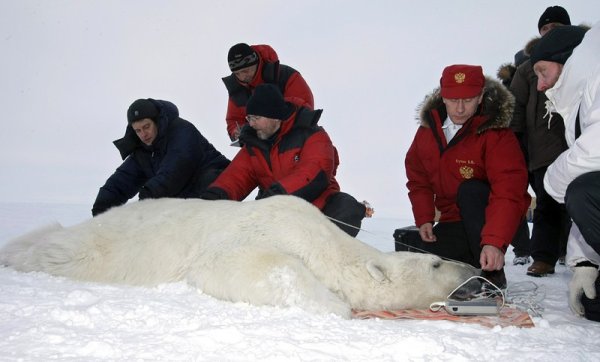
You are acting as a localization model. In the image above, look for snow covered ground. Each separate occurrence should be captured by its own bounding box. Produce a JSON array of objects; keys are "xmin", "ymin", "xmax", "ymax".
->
[{"xmin": 1, "ymin": 202, "xmax": 600, "ymax": 361}]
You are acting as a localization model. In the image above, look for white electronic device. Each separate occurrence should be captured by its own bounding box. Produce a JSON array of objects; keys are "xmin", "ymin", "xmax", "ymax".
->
[{"xmin": 445, "ymin": 299, "xmax": 500, "ymax": 316}]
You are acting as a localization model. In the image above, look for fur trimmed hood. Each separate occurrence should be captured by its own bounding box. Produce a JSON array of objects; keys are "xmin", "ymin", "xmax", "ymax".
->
[
  {"xmin": 496, "ymin": 62, "xmax": 516, "ymax": 87},
  {"xmin": 416, "ymin": 76, "xmax": 515, "ymax": 134},
  {"xmin": 524, "ymin": 37, "xmax": 540, "ymax": 57}
]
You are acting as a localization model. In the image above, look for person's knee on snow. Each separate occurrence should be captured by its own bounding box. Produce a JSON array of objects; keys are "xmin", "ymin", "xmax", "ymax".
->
[
  {"xmin": 322, "ymin": 192, "xmax": 366, "ymax": 237},
  {"xmin": 565, "ymin": 171, "xmax": 600, "ymax": 256}
]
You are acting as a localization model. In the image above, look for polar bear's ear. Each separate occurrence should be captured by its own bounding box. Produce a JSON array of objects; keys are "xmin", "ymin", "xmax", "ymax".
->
[{"xmin": 366, "ymin": 260, "xmax": 388, "ymax": 283}]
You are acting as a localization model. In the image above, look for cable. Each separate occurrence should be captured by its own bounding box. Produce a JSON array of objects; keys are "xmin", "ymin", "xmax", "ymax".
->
[
  {"xmin": 449, "ymin": 275, "xmax": 506, "ymax": 309},
  {"xmin": 504, "ymin": 281, "xmax": 545, "ymax": 317}
]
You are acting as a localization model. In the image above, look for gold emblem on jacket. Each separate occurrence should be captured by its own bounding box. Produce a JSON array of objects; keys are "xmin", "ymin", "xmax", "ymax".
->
[
  {"xmin": 459, "ymin": 165, "xmax": 474, "ymax": 179},
  {"xmin": 454, "ymin": 72, "xmax": 466, "ymax": 84}
]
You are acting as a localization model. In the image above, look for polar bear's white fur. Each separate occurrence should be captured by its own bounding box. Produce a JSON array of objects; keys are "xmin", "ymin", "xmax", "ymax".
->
[{"xmin": 0, "ymin": 196, "xmax": 478, "ymax": 318}]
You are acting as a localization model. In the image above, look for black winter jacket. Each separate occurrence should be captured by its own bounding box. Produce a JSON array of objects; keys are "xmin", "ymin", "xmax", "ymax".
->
[
  {"xmin": 509, "ymin": 60, "xmax": 568, "ymax": 171},
  {"xmin": 92, "ymin": 99, "xmax": 230, "ymax": 215}
]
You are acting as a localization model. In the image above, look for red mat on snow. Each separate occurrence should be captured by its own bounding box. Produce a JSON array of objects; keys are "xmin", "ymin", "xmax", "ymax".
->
[{"xmin": 352, "ymin": 306, "xmax": 535, "ymax": 328}]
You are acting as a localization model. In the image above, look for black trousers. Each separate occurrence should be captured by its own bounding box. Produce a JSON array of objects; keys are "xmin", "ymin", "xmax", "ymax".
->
[
  {"xmin": 567, "ymin": 173, "xmax": 600, "ymax": 323},
  {"xmin": 322, "ymin": 192, "xmax": 366, "ymax": 237},
  {"xmin": 530, "ymin": 166, "xmax": 571, "ymax": 264},
  {"xmin": 399, "ymin": 179, "xmax": 528, "ymax": 268},
  {"xmin": 565, "ymin": 171, "xmax": 600, "ymax": 256}
]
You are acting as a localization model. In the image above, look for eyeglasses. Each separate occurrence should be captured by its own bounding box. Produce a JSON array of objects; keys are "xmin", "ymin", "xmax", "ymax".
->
[{"xmin": 245, "ymin": 115, "xmax": 260, "ymax": 123}]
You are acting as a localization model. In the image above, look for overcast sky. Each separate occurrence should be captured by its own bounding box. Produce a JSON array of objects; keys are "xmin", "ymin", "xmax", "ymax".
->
[{"xmin": 1, "ymin": 1, "xmax": 598, "ymax": 218}]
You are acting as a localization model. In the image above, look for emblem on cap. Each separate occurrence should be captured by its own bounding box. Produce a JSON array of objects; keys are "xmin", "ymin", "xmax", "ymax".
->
[
  {"xmin": 134, "ymin": 110, "xmax": 139, "ymax": 116},
  {"xmin": 454, "ymin": 72, "xmax": 466, "ymax": 84}
]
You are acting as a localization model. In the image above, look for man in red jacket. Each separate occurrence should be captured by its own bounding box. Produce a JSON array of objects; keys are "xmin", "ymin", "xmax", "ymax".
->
[
  {"xmin": 202, "ymin": 84, "xmax": 369, "ymax": 237},
  {"xmin": 222, "ymin": 43, "xmax": 314, "ymax": 143},
  {"xmin": 404, "ymin": 64, "xmax": 531, "ymax": 289}
]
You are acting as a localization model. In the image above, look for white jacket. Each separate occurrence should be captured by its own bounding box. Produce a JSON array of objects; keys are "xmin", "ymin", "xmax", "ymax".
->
[{"xmin": 543, "ymin": 22, "xmax": 600, "ymax": 267}]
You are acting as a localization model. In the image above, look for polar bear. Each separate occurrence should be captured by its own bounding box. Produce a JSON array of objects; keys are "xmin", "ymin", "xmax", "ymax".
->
[{"xmin": 0, "ymin": 195, "xmax": 479, "ymax": 318}]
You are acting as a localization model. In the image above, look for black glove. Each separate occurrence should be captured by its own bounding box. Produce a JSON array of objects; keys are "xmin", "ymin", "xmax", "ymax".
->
[
  {"xmin": 92, "ymin": 187, "xmax": 125, "ymax": 216},
  {"xmin": 201, "ymin": 187, "xmax": 229, "ymax": 200},
  {"xmin": 256, "ymin": 183, "xmax": 287, "ymax": 199},
  {"xmin": 138, "ymin": 186, "xmax": 153, "ymax": 200},
  {"xmin": 91, "ymin": 205, "xmax": 108, "ymax": 217}
]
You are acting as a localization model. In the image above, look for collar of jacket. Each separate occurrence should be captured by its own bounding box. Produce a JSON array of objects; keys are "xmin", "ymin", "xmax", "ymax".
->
[
  {"xmin": 221, "ymin": 59, "xmax": 280, "ymax": 102},
  {"xmin": 416, "ymin": 77, "xmax": 515, "ymax": 134},
  {"xmin": 244, "ymin": 59, "xmax": 280, "ymax": 89},
  {"xmin": 239, "ymin": 106, "xmax": 323, "ymax": 151}
]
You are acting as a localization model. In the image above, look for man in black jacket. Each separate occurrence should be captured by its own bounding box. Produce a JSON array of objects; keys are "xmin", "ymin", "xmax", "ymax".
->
[
  {"xmin": 92, "ymin": 98, "xmax": 230, "ymax": 216},
  {"xmin": 509, "ymin": 5, "xmax": 572, "ymax": 275}
]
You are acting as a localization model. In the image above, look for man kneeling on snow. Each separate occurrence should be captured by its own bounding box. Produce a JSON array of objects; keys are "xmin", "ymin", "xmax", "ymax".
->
[
  {"xmin": 201, "ymin": 84, "xmax": 370, "ymax": 237},
  {"xmin": 403, "ymin": 64, "xmax": 531, "ymax": 289},
  {"xmin": 92, "ymin": 99, "xmax": 230, "ymax": 216},
  {"xmin": 530, "ymin": 24, "xmax": 600, "ymax": 322}
]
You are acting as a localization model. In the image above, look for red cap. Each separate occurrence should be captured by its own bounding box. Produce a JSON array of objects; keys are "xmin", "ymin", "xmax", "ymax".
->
[{"xmin": 440, "ymin": 64, "xmax": 485, "ymax": 99}]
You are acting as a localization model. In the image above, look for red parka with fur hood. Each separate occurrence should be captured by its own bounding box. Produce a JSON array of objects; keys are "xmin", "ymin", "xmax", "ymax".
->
[
  {"xmin": 222, "ymin": 45, "xmax": 314, "ymax": 140},
  {"xmin": 405, "ymin": 78, "xmax": 531, "ymax": 251}
]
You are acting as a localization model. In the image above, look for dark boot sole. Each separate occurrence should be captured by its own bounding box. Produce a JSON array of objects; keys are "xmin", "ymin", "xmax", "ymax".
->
[{"xmin": 526, "ymin": 270, "xmax": 555, "ymax": 277}]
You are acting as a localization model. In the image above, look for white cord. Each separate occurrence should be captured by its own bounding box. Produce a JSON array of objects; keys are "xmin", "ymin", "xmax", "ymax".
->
[
  {"xmin": 429, "ymin": 301, "xmax": 446, "ymax": 312},
  {"xmin": 325, "ymin": 215, "xmax": 376, "ymax": 235},
  {"xmin": 505, "ymin": 281, "xmax": 545, "ymax": 317},
  {"xmin": 452, "ymin": 275, "xmax": 506, "ymax": 307}
]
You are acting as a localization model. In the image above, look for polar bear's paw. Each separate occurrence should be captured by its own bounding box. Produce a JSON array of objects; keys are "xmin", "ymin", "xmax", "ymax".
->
[
  {"xmin": 266, "ymin": 265, "xmax": 352, "ymax": 318},
  {"xmin": 189, "ymin": 250, "xmax": 352, "ymax": 318}
]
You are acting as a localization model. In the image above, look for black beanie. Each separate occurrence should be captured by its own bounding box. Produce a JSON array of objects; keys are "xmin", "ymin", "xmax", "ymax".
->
[
  {"xmin": 538, "ymin": 6, "xmax": 571, "ymax": 32},
  {"xmin": 246, "ymin": 84, "xmax": 293, "ymax": 120},
  {"xmin": 514, "ymin": 49, "xmax": 529, "ymax": 68},
  {"xmin": 228, "ymin": 43, "xmax": 259, "ymax": 71},
  {"xmin": 530, "ymin": 26, "xmax": 587, "ymax": 66},
  {"xmin": 127, "ymin": 99, "xmax": 159, "ymax": 124}
]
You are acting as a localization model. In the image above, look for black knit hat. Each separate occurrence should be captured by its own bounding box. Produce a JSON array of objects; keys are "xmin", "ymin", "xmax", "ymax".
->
[
  {"xmin": 246, "ymin": 84, "xmax": 293, "ymax": 120},
  {"xmin": 514, "ymin": 49, "xmax": 529, "ymax": 67},
  {"xmin": 228, "ymin": 43, "xmax": 259, "ymax": 71},
  {"xmin": 530, "ymin": 26, "xmax": 587, "ymax": 66},
  {"xmin": 538, "ymin": 6, "xmax": 571, "ymax": 32},
  {"xmin": 127, "ymin": 99, "xmax": 159, "ymax": 124}
]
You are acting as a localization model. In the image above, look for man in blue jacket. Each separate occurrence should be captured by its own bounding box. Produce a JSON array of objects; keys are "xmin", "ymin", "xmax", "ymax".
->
[{"xmin": 92, "ymin": 98, "xmax": 230, "ymax": 216}]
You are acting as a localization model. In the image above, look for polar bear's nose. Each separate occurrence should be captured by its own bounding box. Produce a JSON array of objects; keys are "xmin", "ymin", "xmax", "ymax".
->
[{"xmin": 450, "ymin": 278, "xmax": 483, "ymax": 300}]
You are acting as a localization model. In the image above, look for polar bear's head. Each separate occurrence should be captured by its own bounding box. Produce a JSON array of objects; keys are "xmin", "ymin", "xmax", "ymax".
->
[{"xmin": 343, "ymin": 252, "xmax": 480, "ymax": 311}]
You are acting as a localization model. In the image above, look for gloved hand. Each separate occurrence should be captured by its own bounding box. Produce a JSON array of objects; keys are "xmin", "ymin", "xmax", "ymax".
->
[
  {"xmin": 138, "ymin": 186, "xmax": 153, "ymax": 199},
  {"xmin": 256, "ymin": 183, "xmax": 286, "ymax": 199},
  {"xmin": 569, "ymin": 266, "xmax": 599, "ymax": 316},
  {"xmin": 200, "ymin": 187, "xmax": 228, "ymax": 201}
]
